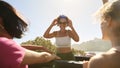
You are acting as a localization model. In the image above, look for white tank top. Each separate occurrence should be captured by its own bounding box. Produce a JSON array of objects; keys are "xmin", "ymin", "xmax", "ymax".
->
[{"xmin": 55, "ymin": 36, "xmax": 71, "ymax": 47}]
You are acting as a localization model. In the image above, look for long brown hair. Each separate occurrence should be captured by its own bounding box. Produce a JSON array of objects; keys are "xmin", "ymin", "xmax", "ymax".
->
[{"xmin": 0, "ymin": 0, "xmax": 28, "ymax": 38}]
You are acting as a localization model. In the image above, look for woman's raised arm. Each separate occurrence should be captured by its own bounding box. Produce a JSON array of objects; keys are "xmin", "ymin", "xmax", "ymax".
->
[{"xmin": 102, "ymin": 0, "xmax": 108, "ymax": 4}]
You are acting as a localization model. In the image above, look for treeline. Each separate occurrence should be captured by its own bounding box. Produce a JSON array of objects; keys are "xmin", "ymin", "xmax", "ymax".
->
[{"xmin": 72, "ymin": 38, "xmax": 112, "ymax": 52}]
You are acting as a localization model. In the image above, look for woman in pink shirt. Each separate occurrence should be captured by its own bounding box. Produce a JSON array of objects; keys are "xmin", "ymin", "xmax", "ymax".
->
[{"xmin": 0, "ymin": 0, "xmax": 60, "ymax": 68}]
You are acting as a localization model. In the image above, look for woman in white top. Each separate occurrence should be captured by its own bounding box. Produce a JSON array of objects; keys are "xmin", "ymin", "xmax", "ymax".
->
[{"xmin": 43, "ymin": 15, "xmax": 79, "ymax": 60}]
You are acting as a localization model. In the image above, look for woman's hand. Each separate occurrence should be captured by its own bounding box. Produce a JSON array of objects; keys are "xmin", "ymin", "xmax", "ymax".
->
[
  {"xmin": 51, "ymin": 19, "xmax": 58, "ymax": 26},
  {"xmin": 102, "ymin": 0, "xmax": 108, "ymax": 4},
  {"xmin": 67, "ymin": 19, "xmax": 73, "ymax": 28},
  {"xmin": 41, "ymin": 52, "xmax": 61, "ymax": 62}
]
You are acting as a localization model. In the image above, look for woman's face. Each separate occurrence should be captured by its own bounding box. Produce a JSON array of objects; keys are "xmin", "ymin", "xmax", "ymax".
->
[{"xmin": 58, "ymin": 18, "xmax": 68, "ymax": 28}]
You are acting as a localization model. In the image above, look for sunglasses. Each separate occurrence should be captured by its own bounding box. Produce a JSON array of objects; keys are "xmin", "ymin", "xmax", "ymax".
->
[{"xmin": 58, "ymin": 22, "xmax": 67, "ymax": 24}]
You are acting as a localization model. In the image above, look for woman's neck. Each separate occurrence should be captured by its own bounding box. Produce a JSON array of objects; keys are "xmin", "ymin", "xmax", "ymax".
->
[
  {"xmin": 0, "ymin": 34, "xmax": 12, "ymax": 39},
  {"xmin": 0, "ymin": 29, "xmax": 12, "ymax": 39}
]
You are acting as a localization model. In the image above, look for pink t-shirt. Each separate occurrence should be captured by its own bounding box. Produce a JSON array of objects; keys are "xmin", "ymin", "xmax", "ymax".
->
[{"xmin": 0, "ymin": 37, "xmax": 28, "ymax": 68}]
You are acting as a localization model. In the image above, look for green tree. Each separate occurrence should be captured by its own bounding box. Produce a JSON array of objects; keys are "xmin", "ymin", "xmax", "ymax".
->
[{"xmin": 21, "ymin": 37, "xmax": 56, "ymax": 53}]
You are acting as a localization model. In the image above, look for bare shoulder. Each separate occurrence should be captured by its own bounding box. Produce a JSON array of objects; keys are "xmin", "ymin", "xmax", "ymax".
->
[
  {"xmin": 88, "ymin": 54, "xmax": 107, "ymax": 68},
  {"xmin": 89, "ymin": 54, "xmax": 105, "ymax": 63}
]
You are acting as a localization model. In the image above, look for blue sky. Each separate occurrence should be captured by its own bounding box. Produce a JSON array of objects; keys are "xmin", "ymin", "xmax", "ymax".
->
[{"xmin": 4, "ymin": 0, "xmax": 105, "ymax": 44}]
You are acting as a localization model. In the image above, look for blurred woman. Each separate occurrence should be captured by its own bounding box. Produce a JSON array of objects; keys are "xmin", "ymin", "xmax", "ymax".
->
[
  {"xmin": 0, "ymin": 0, "xmax": 60, "ymax": 68},
  {"xmin": 84, "ymin": 0, "xmax": 120, "ymax": 68}
]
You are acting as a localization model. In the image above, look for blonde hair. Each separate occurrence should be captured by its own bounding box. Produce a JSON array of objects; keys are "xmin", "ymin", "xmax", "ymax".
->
[{"xmin": 95, "ymin": 0, "xmax": 120, "ymax": 22}]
